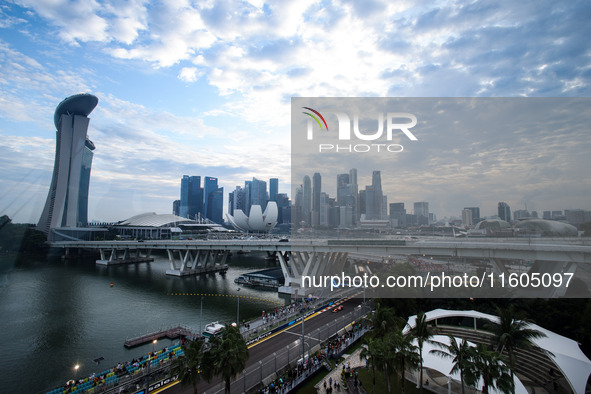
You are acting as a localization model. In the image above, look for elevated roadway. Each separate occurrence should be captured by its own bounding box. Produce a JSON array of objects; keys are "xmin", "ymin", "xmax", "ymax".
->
[{"xmin": 51, "ymin": 237, "xmax": 591, "ymax": 296}]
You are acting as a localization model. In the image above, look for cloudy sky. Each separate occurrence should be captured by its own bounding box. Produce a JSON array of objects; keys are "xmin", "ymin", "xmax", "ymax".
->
[{"xmin": 0, "ymin": 0, "xmax": 590, "ymax": 223}]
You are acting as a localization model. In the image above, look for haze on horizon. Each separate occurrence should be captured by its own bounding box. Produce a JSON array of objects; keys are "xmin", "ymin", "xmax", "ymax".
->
[{"xmin": 0, "ymin": 0, "xmax": 590, "ymax": 223}]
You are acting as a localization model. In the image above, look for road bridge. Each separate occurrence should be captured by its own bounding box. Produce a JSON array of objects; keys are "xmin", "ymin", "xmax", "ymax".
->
[{"xmin": 51, "ymin": 237, "xmax": 591, "ymax": 296}]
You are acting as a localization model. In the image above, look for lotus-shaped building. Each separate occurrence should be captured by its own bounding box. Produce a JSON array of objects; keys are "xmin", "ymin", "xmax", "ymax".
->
[{"xmin": 226, "ymin": 202, "xmax": 278, "ymax": 232}]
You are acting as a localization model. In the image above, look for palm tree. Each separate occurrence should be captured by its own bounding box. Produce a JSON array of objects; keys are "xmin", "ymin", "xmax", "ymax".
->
[
  {"xmin": 366, "ymin": 336, "xmax": 392, "ymax": 393},
  {"xmin": 464, "ymin": 344, "xmax": 514, "ymax": 394},
  {"xmin": 409, "ymin": 311, "xmax": 434, "ymax": 393},
  {"xmin": 487, "ymin": 305, "xmax": 546, "ymax": 393},
  {"xmin": 209, "ymin": 324, "xmax": 250, "ymax": 394},
  {"xmin": 388, "ymin": 330, "xmax": 420, "ymax": 394},
  {"xmin": 430, "ymin": 335, "xmax": 471, "ymax": 394},
  {"xmin": 369, "ymin": 301, "xmax": 403, "ymax": 338},
  {"xmin": 172, "ymin": 339, "xmax": 209, "ymax": 394},
  {"xmin": 359, "ymin": 337, "xmax": 379, "ymax": 394}
]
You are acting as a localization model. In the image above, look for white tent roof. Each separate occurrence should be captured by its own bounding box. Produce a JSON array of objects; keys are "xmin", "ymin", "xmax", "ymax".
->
[
  {"xmin": 405, "ymin": 309, "xmax": 591, "ymax": 394},
  {"xmin": 418, "ymin": 335, "xmax": 528, "ymax": 394}
]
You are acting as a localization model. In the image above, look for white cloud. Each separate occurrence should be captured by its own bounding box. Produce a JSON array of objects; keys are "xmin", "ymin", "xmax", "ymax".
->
[
  {"xmin": 178, "ymin": 66, "xmax": 201, "ymax": 82},
  {"xmin": 2, "ymin": 0, "xmax": 591, "ymax": 222}
]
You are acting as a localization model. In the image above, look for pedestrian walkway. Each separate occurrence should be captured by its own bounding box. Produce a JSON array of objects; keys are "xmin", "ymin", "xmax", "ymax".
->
[{"xmin": 314, "ymin": 346, "xmax": 366, "ymax": 393}]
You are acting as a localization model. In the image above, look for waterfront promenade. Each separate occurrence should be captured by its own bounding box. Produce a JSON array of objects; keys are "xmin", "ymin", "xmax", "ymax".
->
[{"xmin": 42, "ymin": 294, "xmax": 368, "ymax": 394}]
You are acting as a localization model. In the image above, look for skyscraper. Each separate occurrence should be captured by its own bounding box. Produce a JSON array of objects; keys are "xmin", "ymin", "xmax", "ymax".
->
[
  {"xmin": 389, "ymin": 202, "xmax": 406, "ymax": 227},
  {"xmin": 187, "ymin": 176, "xmax": 203, "ymax": 220},
  {"xmin": 180, "ymin": 175, "xmax": 203, "ymax": 219},
  {"xmin": 463, "ymin": 207, "xmax": 480, "ymax": 225},
  {"xmin": 179, "ymin": 175, "xmax": 190, "ymax": 218},
  {"xmin": 349, "ymin": 168, "xmax": 358, "ymax": 223},
  {"xmin": 462, "ymin": 209, "xmax": 473, "ymax": 226},
  {"xmin": 250, "ymin": 177, "xmax": 268, "ymax": 212},
  {"xmin": 498, "ymin": 202, "xmax": 511, "ymax": 222},
  {"xmin": 336, "ymin": 173, "xmax": 350, "ymax": 206},
  {"xmin": 414, "ymin": 201, "xmax": 429, "ymax": 225},
  {"xmin": 207, "ymin": 187, "xmax": 224, "ymax": 224},
  {"xmin": 364, "ymin": 171, "xmax": 383, "ymax": 220},
  {"xmin": 229, "ymin": 186, "xmax": 246, "ymax": 216},
  {"xmin": 302, "ymin": 175, "xmax": 312, "ymax": 226},
  {"xmin": 203, "ymin": 177, "xmax": 219, "ymax": 221},
  {"xmin": 269, "ymin": 178, "xmax": 278, "ymax": 202},
  {"xmin": 38, "ymin": 93, "xmax": 99, "ymax": 236},
  {"xmin": 312, "ymin": 172, "xmax": 321, "ymax": 227}
]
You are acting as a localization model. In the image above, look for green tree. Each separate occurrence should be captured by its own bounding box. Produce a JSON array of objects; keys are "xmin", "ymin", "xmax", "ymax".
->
[
  {"xmin": 369, "ymin": 300, "xmax": 403, "ymax": 338},
  {"xmin": 359, "ymin": 337, "xmax": 379, "ymax": 394},
  {"xmin": 388, "ymin": 330, "xmax": 420, "ymax": 394},
  {"xmin": 369, "ymin": 336, "xmax": 394, "ymax": 393},
  {"xmin": 464, "ymin": 344, "xmax": 514, "ymax": 394},
  {"xmin": 430, "ymin": 335, "xmax": 471, "ymax": 394},
  {"xmin": 409, "ymin": 311, "xmax": 434, "ymax": 393},
  {"xmin": 172, "ymin": 339, "xmax": 212, "ymax": 394},
  {"xmin": 209, "ymin": 324, "xmax": 250, "ymax": 394},
  {"xmin": 487, "ymin": 305, "xmax": 546, "ymax": 393}
]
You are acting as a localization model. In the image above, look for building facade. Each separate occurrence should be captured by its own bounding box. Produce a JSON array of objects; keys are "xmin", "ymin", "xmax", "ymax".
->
[{"xmin": 37, "ymin": 94, "xmax": 99, "ymax": 236}]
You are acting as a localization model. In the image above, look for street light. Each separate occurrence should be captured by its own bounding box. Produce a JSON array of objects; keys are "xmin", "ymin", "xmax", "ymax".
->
[
  {"xmin": 146, "ymin": 339, "xmax": 157, "ymax": 393},
  {"xmin": 200, "ymin": 296, "xmax": 204, "ymax": 338},
  {"xmin": 74, "ymin": 364, "xmax": 80, "ymax": 382},
  {"xmin": 236, "ymin": 288, "xmax": 241, "ymax": 329}
]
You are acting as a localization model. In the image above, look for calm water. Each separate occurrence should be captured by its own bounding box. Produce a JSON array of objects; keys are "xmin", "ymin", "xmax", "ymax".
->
[{"xmin": 0, "ymin": 252, "xmax": 288, "ymax": 393}]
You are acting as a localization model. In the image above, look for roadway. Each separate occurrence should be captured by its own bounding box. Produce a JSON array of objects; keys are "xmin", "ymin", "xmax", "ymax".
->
[
  {"xmin": 52, "ymin": 237, "xmax": 591, "ymax": 264},
  {"xmin": 161, "ymin": 297, "xmax": 365, "ymax": 394}
]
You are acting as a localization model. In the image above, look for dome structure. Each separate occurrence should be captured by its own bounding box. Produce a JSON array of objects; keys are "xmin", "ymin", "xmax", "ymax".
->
[
  {"xmin": 226, "ymin": 201, "xmax": 278, "ymax": 232},
  {"xmin": 475, "ymin": 219, "xmax": 511, "ymax": 231},
  {"xmin": 118, "ymin": 212, "xmax": 195, "ymax": 227},
  {"xmin": 513, "ymin": 218, "xmax": 578, "ymax": 237}
]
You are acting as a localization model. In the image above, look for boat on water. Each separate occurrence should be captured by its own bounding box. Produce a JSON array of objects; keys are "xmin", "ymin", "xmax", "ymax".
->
[
  {"xmin": 202, "ymin": 321, "xmax": 225, "ymax": 338},
  {"xmin": 233, "ymin": 268, "xmax": 284, "ymax": 289}
]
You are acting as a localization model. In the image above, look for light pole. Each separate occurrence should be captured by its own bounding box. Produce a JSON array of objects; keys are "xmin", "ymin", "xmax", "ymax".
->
[
  {"xmin": 301, "ymin": 312, "xmax": 305, "ymax": 362},
  {"xmin": 363, "ymin": 285, "xmax": 366, "ymax": 313},
  {"xmin": 236, "ymin": 288, "xmax": 240, "ymax": 329},
  {"xmin": 146, "ymin": 339, "xmax": 157, "ymax": 393},
  {"xmin": 200, "ymin": 296, "xmax": 203, "ymax": 338},
  {"xmin": 74, "ymin": 364, "xmax": 79, "ymax": 383}
]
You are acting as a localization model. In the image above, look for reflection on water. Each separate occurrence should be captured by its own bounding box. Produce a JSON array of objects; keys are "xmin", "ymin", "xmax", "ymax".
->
[{"xmin": 0, "ymin": 252, "xmax": 287, "ymax": 393}]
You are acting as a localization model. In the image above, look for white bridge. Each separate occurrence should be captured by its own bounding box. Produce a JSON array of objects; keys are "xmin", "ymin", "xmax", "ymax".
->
[{"xmin": 52, "ymin": 237, "xmax": 591, "ymax": 296}]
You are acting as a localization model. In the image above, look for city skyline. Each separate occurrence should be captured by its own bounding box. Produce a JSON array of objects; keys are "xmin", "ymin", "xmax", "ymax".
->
[
  {"xmin": 292, "ymin": 97, "xmax": 591, "ymax": 223},
  {"xmin": 1, "ymin": 1, "xmax": 590, "ymax": 223},
  {"xmin": 295, "ymin": 167, "xmax": 591, "ymax": 226}
]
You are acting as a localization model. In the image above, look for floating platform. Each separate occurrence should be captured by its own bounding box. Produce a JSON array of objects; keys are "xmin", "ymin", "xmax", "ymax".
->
[
  {"xmin": 124, "ymin": 326, "xmax": 197, "ymax": 348},
  {"xmin": 96, "ymin": 257, "xmax": 154, "ymax": 266},
  {"xmin": 235, "ymin": 267, "xmax": 284, "ymax": 288},
  {"xmin": 166, "ymin": 264, "xmax": 229, "ymax": 277}
]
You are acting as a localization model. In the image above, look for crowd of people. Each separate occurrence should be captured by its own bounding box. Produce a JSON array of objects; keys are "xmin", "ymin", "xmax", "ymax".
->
[
  {"xmin": 261, "ymin": 300, "xmax": 311, "ymax": 324},
  {"xmin": 258, "ymin": 322, "xmax": 370, "ymax": 394},
  {"xmin": 46, "ymin": 345, "xmax": 183, "ymax": 394},
  {"xmin": 258, "ymin": 350, "xmax": 327, "ymax": 394}
]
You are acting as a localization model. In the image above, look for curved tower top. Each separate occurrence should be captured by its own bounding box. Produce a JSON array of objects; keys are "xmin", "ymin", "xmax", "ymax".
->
[
  {"xmin": 53, "ymin": 93, "xmax": 98, "ymax": 130},
  {"xmin": 39, "ymin": 93, "xmax": 99, "ymax": 239}
]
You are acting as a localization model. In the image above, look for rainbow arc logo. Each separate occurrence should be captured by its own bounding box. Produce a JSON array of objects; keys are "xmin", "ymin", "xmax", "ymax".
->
[{"xmin": 302, "ymin": 107, "xmax": 328, "ymax": 131}]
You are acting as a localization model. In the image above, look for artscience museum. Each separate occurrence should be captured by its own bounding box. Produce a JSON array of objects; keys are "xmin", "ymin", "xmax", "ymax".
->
[{"xmin": 226, "ymin": 201, "xmax": 278, "ymax": 232}]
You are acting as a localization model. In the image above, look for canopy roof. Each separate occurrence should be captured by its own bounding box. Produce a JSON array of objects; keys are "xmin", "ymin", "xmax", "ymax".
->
[
  {"xmin": 405, "ymin": 309, "xmax": 591, "ymax": 394},
  {"xmin": 416, "ymin": 335, "xmax": 528, "ymax": 394}
]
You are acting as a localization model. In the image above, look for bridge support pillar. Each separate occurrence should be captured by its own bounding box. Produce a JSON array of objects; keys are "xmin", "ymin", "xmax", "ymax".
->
[
  {"xmin": 278, "ymin": 251, "xmax": 348, "ymax": 298},
  {"xmin": 166, "ymin": 249, "xmax": 229, "ymax": 276},
  {"xmin": 96, "ymin": 247, "xmax": 153, "ymax": 266}
]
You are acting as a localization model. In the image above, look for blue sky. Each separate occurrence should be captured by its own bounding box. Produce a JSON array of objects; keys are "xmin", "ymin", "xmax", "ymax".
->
[{"xmin": 0, "ymin": 0, "xmax": 590, "ymax": 223}]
